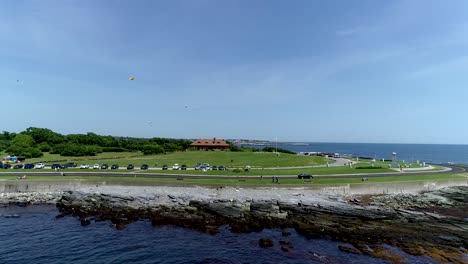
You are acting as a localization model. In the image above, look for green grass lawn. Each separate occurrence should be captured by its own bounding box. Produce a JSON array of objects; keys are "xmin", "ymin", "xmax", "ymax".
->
[
  {"xmin": 13, "ymin": 151, "xmax": 332, "ymax": 168},
  {"xmin": 0, "ymin": 173, "xmax": 464, "ymax": 186},
  {"xmin": 133, "ymin": 164, "xmax": 392, "ymax": 175},
  {"xmin": 0, "ymin": 162, "xmax": 393, "ymax": 175},
  {"xmin": 355, "ymin": 160, "xmax": 421, "ymax": 169},
  {"xmin": 19, "ymin": 152, "xmax": 144, "ymax": 163}
]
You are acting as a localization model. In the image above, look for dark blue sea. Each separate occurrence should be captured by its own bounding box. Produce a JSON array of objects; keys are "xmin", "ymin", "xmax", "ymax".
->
[
  {"xmin": 241, "ymin": 142, "xmax": 468, "ymax": 165},
  {"xmin": 0, "ymin": 205, "xmax": 442, "ymax": 264}
]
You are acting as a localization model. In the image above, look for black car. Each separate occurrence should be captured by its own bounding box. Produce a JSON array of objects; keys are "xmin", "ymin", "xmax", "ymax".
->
[
  {"xmin": 64, "ymin": 162, "xmax": 77, "ymax": 168},
  {"xmin": 13, "ymin": 164, "xmax": 24, "ymax": 169},
  {"xmin": 140, "ymin": 164, "xmax": 148, "ymax": 170},
  {"xmin": 111, "ymin": 164, "xmax": 119, "ymax": 170},
  {"xmin": 127, "ymin": 164, "xmax": 134, "ymax": 170},
  {"xmin": 51, "ymin": 164, "xmax": 61, "ymax": 169},
  {"xmin": 101, "ymin": 164, "xmax": 109, "ymax": 169},
  {"xmin": 24, "ymin": 164, "xmax": 34, "ymax": 169},
  {"xmin": 218, "ymin": 166, "xmax": 226, "ymax": 171},
  {"xmin": 3, "ymin": 163, "xmax": 11, "ymax": 169},
  {"xmin": 181, "ymin": 164, "xmax": 187, "ymax": 170},
  {"xmin": 162, "ymin": 164, "xmax": 168, "ymax": 170},
  {"xmin": 297, "ymin": 173, "xmax": 313, "ymax": 179},
  {"xmin": 212, "ymin": 165, "xmax": 218, "ymax": 170}
]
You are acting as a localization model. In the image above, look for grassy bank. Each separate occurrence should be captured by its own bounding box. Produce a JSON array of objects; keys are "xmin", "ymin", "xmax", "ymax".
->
[
  {"xmin": 0, "ymin": 174, "xmax": 464, "ymax": 186},
  {"xmin": 0, "ymin": 164, "xmax": 393, "ymax": 175},
  {"xmin": 10, "ymin": 151, "xmax": 332, "ymax": 168}
]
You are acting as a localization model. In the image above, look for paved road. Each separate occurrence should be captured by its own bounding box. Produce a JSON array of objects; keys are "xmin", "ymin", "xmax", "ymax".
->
[{"xmin": 2, "ymin": 164, "xmax": 465, "ymax": 180}]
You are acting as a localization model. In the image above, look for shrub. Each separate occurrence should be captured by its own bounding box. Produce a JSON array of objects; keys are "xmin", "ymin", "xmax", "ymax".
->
[
  {"xmin": 142, "ymin": 145, "xmax": 165, "ymax": 155},
  {"xmin": 355, "ymin": 166, "xmax": 383, "ymax": 169},
  {"xmin": 102, "ymin": 147, "xmax": 126, "ymax": 152},
  {"xmin": 59, "ymin": 144, "xmax": 102, "ymax": 156},
  {"xmin": 262, "ymin": 147, "xmax": 295, "ymax": 154},
  {"xmin": 37, "ymin": 142, "xmax": 51, "ymax": 152},
  {"xmin": 232, "ymin": 168, "xmax": 241, "ymax": 173}
]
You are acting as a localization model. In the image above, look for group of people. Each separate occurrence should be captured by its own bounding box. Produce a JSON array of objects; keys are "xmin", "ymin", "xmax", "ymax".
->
[
  {"xmin": 271, "ymin": 176, "xmax": 279, "ymax": 183},
  {"xmin": 18, "ymin": 175, "xmax": 27, "ymax": 180}
]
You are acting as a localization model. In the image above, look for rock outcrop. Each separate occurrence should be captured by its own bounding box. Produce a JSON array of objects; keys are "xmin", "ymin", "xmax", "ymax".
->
[
  {"xmin": 50, "ymin": 186, "xmax": 467, "ymax": 263},
  {"xmin": 0, "ymin": 192, "xmax": 63, "ymax": 207}
]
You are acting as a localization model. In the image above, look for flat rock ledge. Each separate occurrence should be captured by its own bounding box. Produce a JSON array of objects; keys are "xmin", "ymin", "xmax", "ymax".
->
[
  {"xmin": 0, "ymin": 192, "xmax": 63, "ymax": 207},
  {"xmin": 39, "ymin": 187, "xmax": 468, "ymax": 263}
]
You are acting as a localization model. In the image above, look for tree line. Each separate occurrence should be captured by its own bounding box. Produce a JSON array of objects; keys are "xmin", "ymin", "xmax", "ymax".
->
[{"xmin": 0, "ymin": 127, "xmax": 193, "ymax": 158}]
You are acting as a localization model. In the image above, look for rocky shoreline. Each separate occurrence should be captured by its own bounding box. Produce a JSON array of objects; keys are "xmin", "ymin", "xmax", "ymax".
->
[{"xmin": 1, "ymin": 185, "xmax": 467, "ymax": 263}]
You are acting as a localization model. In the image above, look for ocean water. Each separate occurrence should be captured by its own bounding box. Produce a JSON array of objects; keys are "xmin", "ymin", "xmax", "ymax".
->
[
  {"xmin": 241, "ymin": 142, "xmax": 468, "ymax": 165},
  {"xmin": 0, "ymin": 205, "xmax": 443, "ymax": 264}
]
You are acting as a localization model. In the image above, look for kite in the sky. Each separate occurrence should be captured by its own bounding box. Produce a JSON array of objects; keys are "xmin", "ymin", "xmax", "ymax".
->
[{"xmin": 129, "ymin": 77, "xmax": 135, "ymax": 81}]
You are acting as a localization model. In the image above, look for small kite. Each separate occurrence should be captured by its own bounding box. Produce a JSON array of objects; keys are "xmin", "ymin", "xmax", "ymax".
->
[{"xmin": 129, "ymin": 77, "xmax": 135, "ymax": 81}]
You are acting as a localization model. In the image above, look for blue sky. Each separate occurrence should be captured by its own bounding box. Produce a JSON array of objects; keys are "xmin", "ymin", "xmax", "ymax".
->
[{"xmin": 2, "ymin": 0, "xmax": 468, "ymax": 144}]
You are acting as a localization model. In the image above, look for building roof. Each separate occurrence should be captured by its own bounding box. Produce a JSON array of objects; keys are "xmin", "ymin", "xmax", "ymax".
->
[{"xmin": 191, "ymin": 138, "xmax": 229, "ymax": 147}]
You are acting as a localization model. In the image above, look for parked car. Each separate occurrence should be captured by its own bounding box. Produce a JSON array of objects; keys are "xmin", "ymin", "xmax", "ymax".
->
[
  {"xmin": 297, "ymin": 173, "xmax": 313, "ymax": 179},
  {"xmin": 3, "ymin": 163, "xmax": 11, "ymax": 169},
  {"xmin": 24, "ymin": 164, "xmax": 34, "ymax": 169},
  {"xmin": 51, "ymin": 164, "xmax": 61, "ymax": 169},
  {"xmin": 0, "ymin": 163, "xmax": 2, "ymax": 169},
  {"xmin": 64, "ymin": 162, "xmax": 77, "ymax": 168},
  {"xmin": 140, "ymin": 164, "xmax": 148, "ymax": 170},
  {"xmin": 127, "ymin": 164, "xmax": 134, "ymax": 170},
  {"xmin": 162, "ymin": 164, "xmax": 168, "ymax": 170},
  {"xmin": 93, "ymin": 164, "xmax": 100, "ymax": 169},
  {"xmin": 200, "ymin": 165, "xmax": 209, "ymax": 172},
  {"xmin": 34, "ymin": 163, "xmax": 45, "ymax": 169},
  {"xmin": 181, "ymin": 164, "xmax": 187, "ymax": 170},
  {"xmin": 212, "ymin": 165, "xmax": 218, "ymax": 170},
  {"xmin": 101, "ymin": 164, "xmax": 109, "ymax": 169},
  {"xmin": 218, "ymin": 166, "xmax": 226, "ymax": 171},
  {"xmin": 13, "ymin": 164, "xmax": 24, "ymax": 169},
  {"xmin": 80, "ymin": 164, "xmax": 89, "ymax": 169},
  {"xmin": 111, "ymin": 164, "xmax": 119, "ymax": 170},
  {"xmin": 172, "ymin": 163, "xmax": 180, "ymax": 170},
  {"xmin": 195, "ymin": 163, "xmax": 201, "ymax": 170}
]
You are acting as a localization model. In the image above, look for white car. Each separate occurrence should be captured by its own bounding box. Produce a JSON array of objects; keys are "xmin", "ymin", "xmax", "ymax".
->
[
  {"xmin": 172, "ymin": 163, "xmax": 180, "ymax": 170},
  {"xmin": 93, "ymin": 164, "xmax": 100, "ymax": 169},
  {"xmin": 80, "ymin": 164, "xmax": 89, "ymax": 169},
  {"xmin": 34, "ymin": 163, "xmax": 45, "ymax": 169}
]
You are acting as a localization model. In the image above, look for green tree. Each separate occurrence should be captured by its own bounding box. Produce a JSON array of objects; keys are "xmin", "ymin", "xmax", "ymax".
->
[
  {"xmin": 24, "ymin": 127, "xmax": 64, "ymax": 145},
  {"xmin": 142, "ymin": 144, "xmax": 165, "ymax": 155},
  {"xmin": 37, "ymin": 142, "xmax": 51, "ymax": 152},
  {"xmin": 226, "ymin": 141, "xmax": 241, "ymax": 151}
]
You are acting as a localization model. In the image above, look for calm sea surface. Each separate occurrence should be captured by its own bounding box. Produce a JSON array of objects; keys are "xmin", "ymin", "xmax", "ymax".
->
[
  {"xmin": 0, "ymin": 205, "xmax": 441, "ymax": 264},
  {"xmin": 241, "ymin": 142, "xmax": 468, "ymax": 164}
]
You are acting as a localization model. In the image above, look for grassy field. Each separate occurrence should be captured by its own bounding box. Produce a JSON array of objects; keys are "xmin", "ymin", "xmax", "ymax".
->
[
  {"xmin": 0, "ymin": 162, "xmax": 395, "ymax": 175},
  {"xmin": 0, "ymin": 173, "xmax": 464, "ymax": 185},
  {"xmin": 9, "ymin": 151, "xmax": 332, "ymax": 168}
]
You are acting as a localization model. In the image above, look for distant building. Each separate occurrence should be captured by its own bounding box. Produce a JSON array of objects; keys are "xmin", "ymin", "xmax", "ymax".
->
[{"xmin": 191, "ymin": 138, "xmax": 229, "ymax": 151}]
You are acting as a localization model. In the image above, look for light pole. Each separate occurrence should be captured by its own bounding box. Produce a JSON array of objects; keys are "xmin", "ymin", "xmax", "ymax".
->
[{"xmin": 275, "ymin": 137, "xmax": 278, "ymax": 154}]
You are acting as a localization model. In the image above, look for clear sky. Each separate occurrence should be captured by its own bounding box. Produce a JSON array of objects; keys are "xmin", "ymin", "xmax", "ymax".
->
[{"xmin": 2, "ymin": 0, "xmax": 468, "ymax": 144}]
